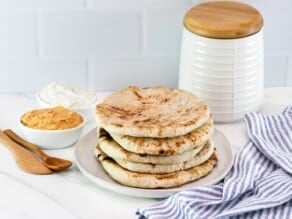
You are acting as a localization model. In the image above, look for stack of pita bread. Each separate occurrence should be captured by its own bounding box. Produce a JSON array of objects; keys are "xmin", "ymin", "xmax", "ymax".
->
[{"xmin": 94, "ymin": 86, "xmax": 217, "ymax": 189}]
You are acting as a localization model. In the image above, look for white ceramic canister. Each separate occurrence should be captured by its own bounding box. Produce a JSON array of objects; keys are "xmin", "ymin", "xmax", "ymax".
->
[{"xmin": 178, "ymin": 1, "xmax": 264, "ymax": 122}]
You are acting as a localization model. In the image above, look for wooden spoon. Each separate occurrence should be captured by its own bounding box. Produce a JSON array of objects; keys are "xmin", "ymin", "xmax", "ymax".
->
[
  {"xmin": 4, "ymin": 129, "xmax": 72, "ymax": 171},
  {"xmin": 0, "ymin": 130, "xmax": 52, "ymax": 174}
]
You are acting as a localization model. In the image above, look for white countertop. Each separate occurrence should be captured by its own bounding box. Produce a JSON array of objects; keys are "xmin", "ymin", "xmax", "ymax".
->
[{"xmin": 0, "ymin": 87, "xmax": 291, "ymax": 219}]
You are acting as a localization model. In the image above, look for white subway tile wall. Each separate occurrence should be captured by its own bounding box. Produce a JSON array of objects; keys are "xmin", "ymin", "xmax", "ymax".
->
[
  {"xmin": 264, "ymin": 56, "xmax": 288, "ymax": 87},
  {"xmin": 143, "ymin": 9, "xmax": 187, "ymax": 55},
  {"xmin": 0, "ymin": 13, "xmax": 37, "ymax": 57},
  {"xmin": 40, "ymin": 11, "xmax": 141, "ymax": 57},
  {"xmin": 286, "ymin": 58, "xmax": 292, "ymax": 86},
  {"xmin": 0, "ymin": 0, "xmax": 291, "ymax": 92},
  {"xmin": 0, "ymin": 59, "xmax": 87, "ymax": 93},
  {"xmin": 88, "ymin": 57, "xmax": 179, "ymax": 91},
  {"xmin": 0, "ymin": 0, "xmax": 85, "ymax": 9}
]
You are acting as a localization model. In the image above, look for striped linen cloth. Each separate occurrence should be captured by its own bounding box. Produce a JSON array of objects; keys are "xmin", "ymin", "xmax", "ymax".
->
[{"xmin": 136, "ymin": 106, "xmax": 292, "ymax": 219}]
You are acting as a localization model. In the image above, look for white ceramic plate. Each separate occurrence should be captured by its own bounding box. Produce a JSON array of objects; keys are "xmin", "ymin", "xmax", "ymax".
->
[{"xmin": 75, "ymin": 129, "xmax": 234, "ymax": 198}]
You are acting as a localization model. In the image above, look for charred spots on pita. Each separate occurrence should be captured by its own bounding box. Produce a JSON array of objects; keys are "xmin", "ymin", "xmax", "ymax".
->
[{"xmin": 133, "ymin": 89, "xmax": 143, "ymax": 99}]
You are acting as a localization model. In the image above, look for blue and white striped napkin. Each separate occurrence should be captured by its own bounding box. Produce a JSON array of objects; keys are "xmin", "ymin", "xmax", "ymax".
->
[{"xmin": 137, "ymin": 106, "xmax": 292, "ymax": 219}]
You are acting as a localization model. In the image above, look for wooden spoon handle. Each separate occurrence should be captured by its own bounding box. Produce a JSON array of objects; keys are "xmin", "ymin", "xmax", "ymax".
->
[
  {"xmin": 4, "ymin": 129, "xmax": 48, "ymax": 159},
  {"xmin": 0, "ymin": 130, "xmax": 52, "ymax": 174}
]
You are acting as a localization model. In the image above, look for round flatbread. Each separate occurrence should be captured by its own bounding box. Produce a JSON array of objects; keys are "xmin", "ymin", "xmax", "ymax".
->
[
  {"xmin": 95, "ymin": 86, "xmax": 210, "ymax": 138},
  {"xmin": 96, "ymin": 128, "xmax": 206, "ymax": 164},
  {"xmin": 96, "ymin": 150, "xmax": 217, "ymax": 189},
  {"xmin": 110, "ymin": 117, "xmax": 214, "ymax": 155},
  {"xmin": 109, "ymin": 140, "xmax": 214, "ymax": 174}
]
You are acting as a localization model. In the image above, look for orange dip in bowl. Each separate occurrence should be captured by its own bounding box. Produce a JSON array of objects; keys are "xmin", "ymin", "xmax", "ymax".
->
[{"xmin": 21, "ymin": 106, "xmax": 83, "ymax": 130}]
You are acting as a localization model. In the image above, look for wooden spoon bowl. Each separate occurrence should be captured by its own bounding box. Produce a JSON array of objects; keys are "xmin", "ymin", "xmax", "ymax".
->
[{"xmin": 42, "ymin": 156, "xmax": 72, "ymax": 171}]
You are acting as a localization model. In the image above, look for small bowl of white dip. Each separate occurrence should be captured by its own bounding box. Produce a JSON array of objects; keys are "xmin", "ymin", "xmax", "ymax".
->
[{"xmin": 37, "ymin": 82, "xmax": 98, "ymax": 122}]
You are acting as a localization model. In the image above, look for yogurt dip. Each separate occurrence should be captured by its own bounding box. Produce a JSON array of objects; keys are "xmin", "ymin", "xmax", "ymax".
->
[{"xmin": 39, "ymin": 82, "xmax": 98, "ymax": 108}]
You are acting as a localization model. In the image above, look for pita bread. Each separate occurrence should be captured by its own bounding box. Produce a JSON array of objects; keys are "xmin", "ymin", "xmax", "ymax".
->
[
  {"xmin": 96, "ymin": 128, "xmax": 206, "ymax": 164},
  {"xmin": 106, "ymin": 140, "xmax": 214, "ymax": 174},
  {"xmin": 96, "ymin": 150, "xmax": 217, "ymax": 188},
  {"xmin": 110, "ymin": 117, "xmax": 213, "ymax": 155},
  {"xmin": 95, "ymin": 86, "xmax": 210, "ymax": 138}
]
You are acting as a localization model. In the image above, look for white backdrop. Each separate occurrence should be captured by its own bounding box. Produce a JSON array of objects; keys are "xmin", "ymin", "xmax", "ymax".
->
[{"xmin": 0, "ymin": 0, "xmax": 291, "ymax": 93}]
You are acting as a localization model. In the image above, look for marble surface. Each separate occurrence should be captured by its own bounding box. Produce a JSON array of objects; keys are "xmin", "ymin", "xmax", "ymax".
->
[{"xmin": 0, "ymin": 87, "xmax": 291, "ymax": 219}]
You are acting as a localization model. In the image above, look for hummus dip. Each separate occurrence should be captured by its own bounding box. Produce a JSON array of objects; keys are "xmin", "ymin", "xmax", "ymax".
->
[{"xmin": 21, "ymin": 106, "xmax": 83, "ymax": 130}]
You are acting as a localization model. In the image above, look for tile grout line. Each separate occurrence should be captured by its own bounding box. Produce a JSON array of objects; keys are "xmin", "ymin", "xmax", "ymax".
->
[
  {"xmin": 285, "ymin": 56, "xmax": 290, "ymax": 86},
  {"xmin": 86, "ymin": 59, "xmax": 91, "ymax": 89},
  {"xmin": 84, "ymin": 0, "xmax": 89, "ymax": 9},
  {"xmin": 140, "ymin": 10, "xmax": 147, "ymax": 56},
  {"xmin": 35, "ymin": 11, "xmax": 43, "ymax": 57}
]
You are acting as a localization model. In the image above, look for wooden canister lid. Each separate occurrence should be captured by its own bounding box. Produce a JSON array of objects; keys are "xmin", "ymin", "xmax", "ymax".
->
[{"xmin": 183, "ymin": 1, "xmax": 263, "ymax": 39}]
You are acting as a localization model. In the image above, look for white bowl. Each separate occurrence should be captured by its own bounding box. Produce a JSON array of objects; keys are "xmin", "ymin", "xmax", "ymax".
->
[
  {"xmin": 36, "ymin": 94, "xmax": 96, "ymax": 122},
  {"xmin": 19, "ymin": 110, "xmax": 86, "ymax": 149}
]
